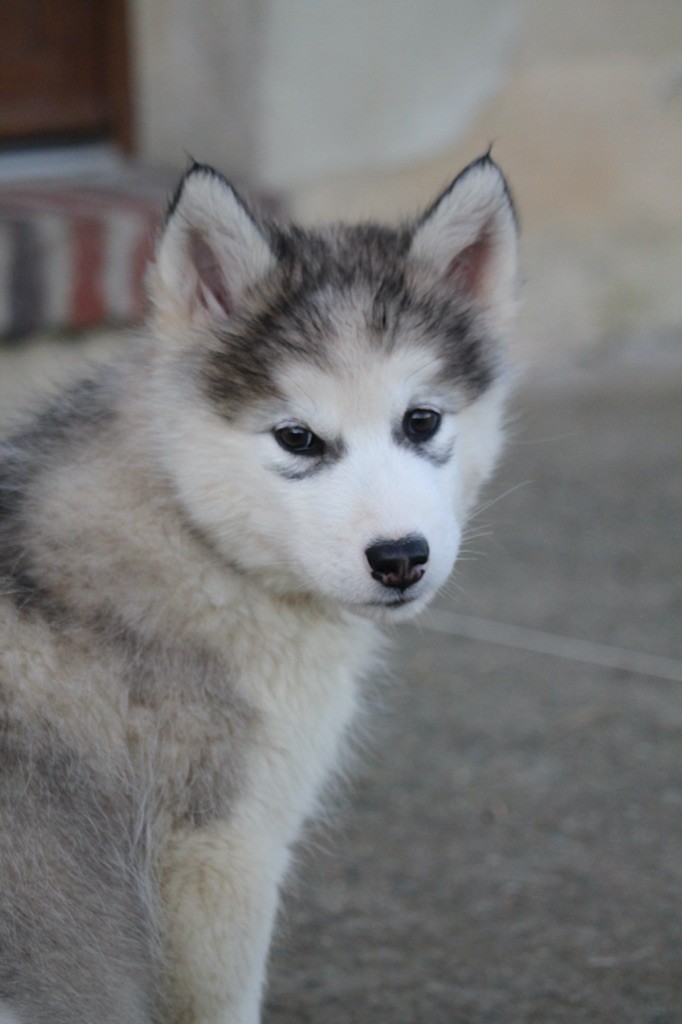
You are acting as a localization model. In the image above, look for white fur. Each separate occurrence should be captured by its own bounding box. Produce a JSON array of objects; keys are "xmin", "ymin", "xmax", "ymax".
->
[
  {"xmin": 158, "ymin": 602, "xmax": 376, "ymax": 1023},
  {"xmin": 150, "ymin": 334, "xmax": 468, "ymax": 621},
  {"xmin": 141, "ymin": 324, "xmax": 510, "ymax": 1021}
]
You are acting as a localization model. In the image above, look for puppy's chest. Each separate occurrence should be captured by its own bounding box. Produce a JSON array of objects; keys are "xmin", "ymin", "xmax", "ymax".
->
[
  {"xmin": 237, "ymin": 636, "xmax": 363, "ymax": 840},
  {"xmin": 126, "ymin": 620, "xmax": 365, "ymax": 838}
]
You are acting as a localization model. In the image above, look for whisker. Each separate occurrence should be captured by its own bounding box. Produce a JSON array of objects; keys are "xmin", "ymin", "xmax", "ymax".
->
[{"xmin": 468, "ymin": 479, "xmax": 532, "ymax": 521}]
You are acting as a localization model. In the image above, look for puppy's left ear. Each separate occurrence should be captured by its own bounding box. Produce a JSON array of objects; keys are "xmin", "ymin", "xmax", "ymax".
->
[{"xmin": 410, "ymin": 155, "xmax": 519, "ymax": 331}]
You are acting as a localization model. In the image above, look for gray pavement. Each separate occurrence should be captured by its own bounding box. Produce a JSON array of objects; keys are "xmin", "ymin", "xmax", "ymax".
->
[{"xmin": 267, "ymin": 360, "xmax": 682, "ymax": 1023}]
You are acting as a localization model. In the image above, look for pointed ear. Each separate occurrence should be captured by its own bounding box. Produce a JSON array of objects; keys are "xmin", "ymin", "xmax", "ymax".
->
[
  {"xmin": 410, "ymin": 156, "xmax": 519, "ymax": 330},
  {"xmin": 150, "ymin": 164, "xmax": 276, "ymax": 332}
]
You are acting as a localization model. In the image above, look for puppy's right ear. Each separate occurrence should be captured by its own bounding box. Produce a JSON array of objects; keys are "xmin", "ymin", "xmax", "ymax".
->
[{"xmin": 150, "ymin": 164, "xmax": 275, "ymax": 333}]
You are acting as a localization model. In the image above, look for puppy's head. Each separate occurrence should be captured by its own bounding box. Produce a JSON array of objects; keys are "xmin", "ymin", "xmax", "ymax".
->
[{"xmin": 147, "ymin": 157, "xmax": 518, "ymax": 620}]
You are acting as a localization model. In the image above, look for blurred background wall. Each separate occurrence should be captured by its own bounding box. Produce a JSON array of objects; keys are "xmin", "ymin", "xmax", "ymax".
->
[{"xmin": 131, "ymin": 0, "xmax": 521, "ymax": 189}]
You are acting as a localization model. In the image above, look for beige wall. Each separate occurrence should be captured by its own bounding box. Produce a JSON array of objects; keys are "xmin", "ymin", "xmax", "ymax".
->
[
  {"xmin": 130, "ymin": 0, "xmax": 264, "ymax": 182},
  {"xmin": 130, "ymin": 0, "xmax": 520, "ymax": 190}
]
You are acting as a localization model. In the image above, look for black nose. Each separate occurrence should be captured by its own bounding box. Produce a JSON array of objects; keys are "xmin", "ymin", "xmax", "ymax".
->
[{"xmin": 365, "ymin": 535, "xmax": 429, "ymax": 591}]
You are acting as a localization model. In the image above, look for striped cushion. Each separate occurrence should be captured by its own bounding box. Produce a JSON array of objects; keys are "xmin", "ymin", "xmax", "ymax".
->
[{"xmin": 0, "ymin": 180, "xmax": 166, "ymax": 338}]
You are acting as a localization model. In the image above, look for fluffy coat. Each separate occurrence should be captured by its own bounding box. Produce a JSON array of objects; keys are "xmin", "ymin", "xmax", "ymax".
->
[{"xmin": 0, "ymin": 155, "xmax": 518, "ymax": 1023}]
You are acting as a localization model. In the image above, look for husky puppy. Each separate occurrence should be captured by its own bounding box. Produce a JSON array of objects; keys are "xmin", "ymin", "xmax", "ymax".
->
[{"xmin": 0, "ymin": 154, "xmax": 518, "ymax": 1023}]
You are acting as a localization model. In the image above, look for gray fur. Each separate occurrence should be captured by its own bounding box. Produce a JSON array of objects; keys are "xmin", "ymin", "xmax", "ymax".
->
[
  {"xmin": 0, "ymin": 373, "xmax": 118, "ymax": 612},
  {"xmin": 0, "ymin": 730, "xmax": 154, "ymax": 1024},
  {"xmin": 201, "ymin": 214, "xmax": 497, "ymax": 417},
  {"xmin": 0, "ymin": 362, "xmax": 256, "ymax": 1020}
]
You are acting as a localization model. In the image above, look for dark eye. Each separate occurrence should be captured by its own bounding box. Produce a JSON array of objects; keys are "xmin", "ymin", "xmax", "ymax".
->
[
  {"xmin": 274, "ymin": 424, "xmax": 325, "ymax": 457},
  {"xmin": 402, "ymin": 408, "xmax": 442, "ymax": 443}
]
